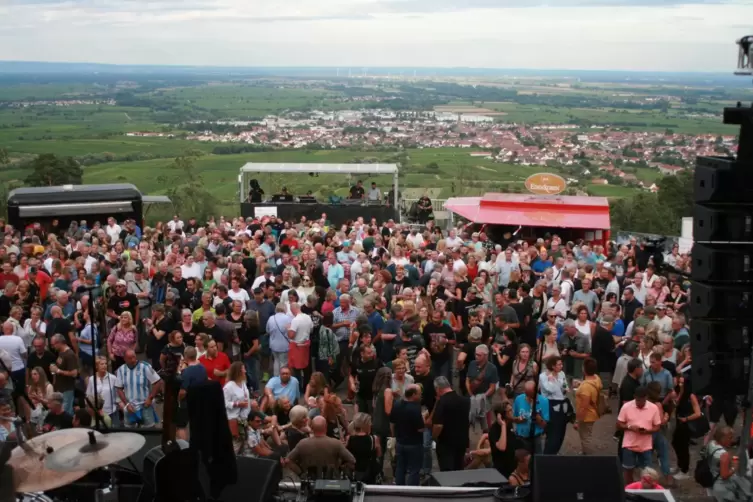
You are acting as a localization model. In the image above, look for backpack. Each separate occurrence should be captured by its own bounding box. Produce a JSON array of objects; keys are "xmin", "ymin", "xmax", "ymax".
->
[
  {"xmin": 583, "ymin": 379, "xmax": 609, "ymax": 417},
  {"xmin": 694, "ymin": 447, "xmax": 722, "ymax": 488}
]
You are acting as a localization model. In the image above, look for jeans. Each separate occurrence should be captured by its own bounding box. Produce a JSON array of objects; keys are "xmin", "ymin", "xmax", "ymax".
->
[
  {"xmin": 652, "ymin": 430, "xmax": 671, "ymax": 476},
  {"xmin": 395, "ymin": 443, "xmax": 423, "ymax": 486},
  {"xmin": 431, "ymin": 359, "xmax": 450, "ymax": 381},
  {"xmin": 109, "ymin": 410, "xmax": 122, "ymax": 428},
  {"xmin": 421, "ymin": 428, "xmax": 433, "ymax": 475},
  {"xmin": 62, "ymin": 390, "xmax": 75, "ymax": 416},
  {"xmin": 272, "ymin": 351, "xmax": 288, "ymax": 377},
  {"xmin": 621, "ymin": 448, "xmax": 652, "ymax": 470},
  {"xmin": 544, "ymin": 403, "xmax": 567, "ymax": 455},
  {"xmin": 244, "ymin": 355, "xmax": 260, "ymax": 392}
]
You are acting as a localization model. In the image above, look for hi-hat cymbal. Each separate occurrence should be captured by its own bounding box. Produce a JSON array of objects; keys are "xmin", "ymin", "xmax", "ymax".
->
[
  {"xmin": 46, "ymin": 432, "xmax": 146, "ymax": 473},
  {"xmin": 10, "ymin": 428, "xmax": 103, "ymax": 493}
]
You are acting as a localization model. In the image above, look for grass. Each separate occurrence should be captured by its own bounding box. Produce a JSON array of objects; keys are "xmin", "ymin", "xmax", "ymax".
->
[{"xmin": 586, "ymin": 184, "xmax": 638, "ymax": 197}]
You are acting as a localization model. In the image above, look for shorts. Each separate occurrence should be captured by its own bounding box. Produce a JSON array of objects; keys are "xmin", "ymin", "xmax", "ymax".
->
[
  {"xmin": 621, "ymin": 448, "xmax": 652, "ymax": 470},
  {"xmin": 174, "ymin": 401, "xmax": 189, "ymax": 428}
]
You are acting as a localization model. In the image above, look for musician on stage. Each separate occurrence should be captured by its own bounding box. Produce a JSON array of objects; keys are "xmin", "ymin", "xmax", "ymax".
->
[{"xmin": 349, "ymin": 180, "xmax": 365, "ymax": 200}]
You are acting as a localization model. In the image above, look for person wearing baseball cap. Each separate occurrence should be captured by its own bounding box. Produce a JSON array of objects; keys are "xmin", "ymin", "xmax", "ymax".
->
[{"xmin": 107, "ymin": 279, "xmax": 139, "ymax": 327}]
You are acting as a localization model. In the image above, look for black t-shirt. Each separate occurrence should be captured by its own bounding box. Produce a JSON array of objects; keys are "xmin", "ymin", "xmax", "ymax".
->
[
  {"xmin": 394, "ymin": 335, "xmax": 423, "ymax": 372},
  {"xmin": 42, "ymin": 411, "xmax": 73, "ymax": 433},
  {"xmin": 27, "ymin": 350, "xmax": 57, "ymax": 381},
  {"xmin": 287, "ymin": 428, "xmax": 307, "ymax": 451},
  {"xmin": 509, "ymin": 301, "xmax": 532, "ymax": 341},
  {"xmin": 349, "ymin": 185, "xmax": 365, "ymax": 199},
  {"xmin": 460, "ymin": 342, "xmax": 481, "ymax": 370},
  {"xmin": 161, "ymin": 343, "xmax": 186, "ymax": 361},
  {"xmin": 46, "ymin": 318, "xmax": 73, "ymax": 346},
  {"xmin": 351, "ymin": 358, "xmax": 382, "ymax": 400},
  {"xmin": 390, "ymin": 400, "xmax": 424, "ymax": 445},
  {"xmin": 494, "ymin": 342, "xmax": 517, "ymax": 387},
  {"xmin": 195, "ymin": 323, "xmax": 227, "ymax": 347},
  {"xmin": 489, "ymin": 419, "xmax": 518, "ymax": 477},
  {"xmin": 176, "ymin": 322, "xmax": 197, "ymax": 347},
  {"xmin": 347, "ymin": 434, "xmax": 376, "ymax": 475},
  {"xmin": 412, "ymin": 370, "xmax": 436, "ymax": 411},
  {"xmin": 147, "ymin": 317, "xmax": 174, "ymax": 358},
  {"xmin": 456, "ymin": 298, "xmax": 483, "ymax": 328},
  {"xmin": 422, "ymin": 322, "xmax": 455, "ymax": 364},
  {"xmin": 433, "ymin": 391, "xmax": 471, "ymax": 449},
  {"xmin": 591, "ymin": 326, "xmax": 616, "ymax": 374},
  {"xmin": 108, "ymin": 293, "xmax": 139, "ymax": 318},
  {"xmin": 168, "ymin": 276, "xmax": 188, "ymax": 296}
]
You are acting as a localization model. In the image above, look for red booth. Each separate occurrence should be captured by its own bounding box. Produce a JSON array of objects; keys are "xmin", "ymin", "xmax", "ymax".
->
[{"xmin": 444, "ymin": 193, "xmax": 611, "ymax": 246}]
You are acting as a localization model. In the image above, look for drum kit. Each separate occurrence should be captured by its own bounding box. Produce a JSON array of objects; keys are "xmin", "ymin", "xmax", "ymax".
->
[{"xmin": 7, "ymin": 428, "xmax": 146, "ymax": 500}]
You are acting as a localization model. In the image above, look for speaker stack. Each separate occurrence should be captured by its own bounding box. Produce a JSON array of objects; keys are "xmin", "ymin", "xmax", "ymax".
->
[{"xmin": 690, "ymin": 103, "xmax": 753, "ymax": 398}]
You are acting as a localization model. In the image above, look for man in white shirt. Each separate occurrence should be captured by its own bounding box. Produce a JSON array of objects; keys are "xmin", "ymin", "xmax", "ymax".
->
[
  {"xmin": 445, "ymin": 229, "xmax": 463, "ymax": 250},
  {"xmin": 629, "ymin": 272, "xmax": 648, "ymax": 305},
  {"xmin": 367, "ymin": 182, "xmax": 381, "ymax": 201},
  {"xmin": 180, "ymin": 256, "xmax": 201, "ymax": 279},
  {"xmin": 653, "ymin": 304, "xmax": 673, "ymax": 337},
  {"xmin": 605, "ymin": 268, "xmax": 620, "ymax": 299},
  {"xmin": 550, "ymin": 257, "xmax": 565, "ymax": 286},
  {"xmin": 288, "ymin": 303, "xmax": 313, "ymax": 343},
  {"xmin": 406, "ymin": 229, "xmax": 424, "ymax": 249},
  {"xmin": 167, "ymin": 216, "xmax": 184, "ymax": 233},
  {"xmin": 495, "ymin": 248, "xmax": 519, "ymax": 289},
  {"xmin": 105, "ymin": 217, "xmax": 122, "ymax": 243},
  {"xmin": 350, "ymin": 253, "xmax": 366, "ymax": 284}
]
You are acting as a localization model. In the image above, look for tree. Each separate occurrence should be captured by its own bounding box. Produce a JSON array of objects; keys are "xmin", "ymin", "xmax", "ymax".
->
[
  {"xmin": 159, "ymin": 156, "xmax": 218, "ymax": 222},
  {"xmin": 0, "ymin": 148, "xmax": 8, "ymax": 165},
  {"xmin": 657, "ymin": 170, "xmax": 693, "ymax": 218},
  {"xmin": 24, "ymin": 153, "xmax": 83, "ymax": 186}
]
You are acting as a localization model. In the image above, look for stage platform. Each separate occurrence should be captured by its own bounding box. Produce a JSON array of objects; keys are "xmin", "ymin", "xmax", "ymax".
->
[{"xmin": 241, "ymin": 202, "xmax": 398, "ymax": 226}]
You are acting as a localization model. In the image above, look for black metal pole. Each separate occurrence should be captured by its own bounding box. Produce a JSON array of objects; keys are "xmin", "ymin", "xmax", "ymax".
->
[
  {"xmin": 528, "ymin": 336, "xmax": 546, "ymax": 490},
  {"xmin": 85, "ymin": 287, "xmax": 103, "ymax": 431}
]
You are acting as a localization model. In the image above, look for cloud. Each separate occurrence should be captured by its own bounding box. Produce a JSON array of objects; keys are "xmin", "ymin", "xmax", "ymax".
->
[{"xmin": 0, "ymin": 0, "xmax": 751, "ymax": 70}]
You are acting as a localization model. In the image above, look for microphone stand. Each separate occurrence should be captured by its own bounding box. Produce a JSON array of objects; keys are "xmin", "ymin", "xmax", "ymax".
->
[{"xmin": 77, "ymin": 285, "xmax": 103, "ymax": 431}]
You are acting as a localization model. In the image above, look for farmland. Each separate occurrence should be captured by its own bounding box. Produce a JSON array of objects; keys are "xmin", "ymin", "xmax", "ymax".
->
[{"xmin": 0, "ymin": 66, "xmax": 747, "ymax": 211}]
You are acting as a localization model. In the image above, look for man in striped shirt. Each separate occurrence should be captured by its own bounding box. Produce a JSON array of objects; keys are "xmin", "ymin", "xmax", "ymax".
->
[{"xmin": 115, "ymin": 350, "xmax": 162, "ymax": 428}]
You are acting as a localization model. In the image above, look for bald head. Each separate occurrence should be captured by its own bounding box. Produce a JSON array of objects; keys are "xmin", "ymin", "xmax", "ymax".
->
[{"xmin": 311, "ymin": 416, "xmax": 327, "ymax": 436}]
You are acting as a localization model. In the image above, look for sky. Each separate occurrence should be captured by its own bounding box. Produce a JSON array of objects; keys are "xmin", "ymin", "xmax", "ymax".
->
[{"xmin": 0, "ymin": 0, "xmax": 751, "ymax": 71}]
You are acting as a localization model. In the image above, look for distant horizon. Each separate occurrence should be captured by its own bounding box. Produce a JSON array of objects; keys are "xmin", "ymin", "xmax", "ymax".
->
[{"xmin": 0, "ymin": 60, "xmax": 743, "ymax": 77}]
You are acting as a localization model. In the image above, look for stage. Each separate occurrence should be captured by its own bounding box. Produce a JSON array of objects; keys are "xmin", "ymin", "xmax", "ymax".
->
[{"xmin": 241, "ymin": 202, "xmax": 398, "ymax": 226}]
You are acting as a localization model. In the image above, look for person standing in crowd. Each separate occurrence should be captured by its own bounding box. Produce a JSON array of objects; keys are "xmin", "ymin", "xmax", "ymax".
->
[
  {"xmin": 50, "ymin": 333, "xmax": 78, "ymax": 415},
  {"xmin": 539, "ymin": 355, "xmax": 570, "ymax": 455},
  {"xmin": 115, "ymin": 349, "xmax": 162, "ymax": 428},
  {"xmin": 422, "ymin": 309, "xmax": 455, "ymax": 380},
  {"xmin": 391, "ymin": 384, "xmax": 425, "ymax": 486},
  {"xmin": 512, "ymin": 380, "xmax": 549, "ymax": 454},
  {"xmin": 574, "ymin": 357, "xmax": 602, "ymax": 455},
  {"xmin": 465, "ymin": 345, "xmax": 497, "ymax": 431},
  {"xmin": 86, "ymin": 355, "xmax": 121, "ymax": 427},
  {"xmin": 433, "ymin": 376, "xmax": 471, "ymax": 471},
  {"xmin": 617, "ymin": 386, "xmax": 662, "ymax": 484}
]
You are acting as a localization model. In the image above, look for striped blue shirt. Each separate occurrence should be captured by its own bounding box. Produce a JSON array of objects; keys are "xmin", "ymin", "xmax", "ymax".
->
[
  {"xmin": 332, "ymin": 306, "xmax": 360, "ymax": 342},
  {"xmin": 115, "ymin": 361, "xmax": 161, "ymax": 410}
]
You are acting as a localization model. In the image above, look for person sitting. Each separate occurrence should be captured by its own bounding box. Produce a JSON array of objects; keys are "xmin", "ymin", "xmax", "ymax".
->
[
  {"xmin": 245, "ymin": 411, "xmax": 288, "ymax": 460},
  {"xmin": 262, "ymin": 366, "xmax": 300, "ymax": 411},
  {"xmin": 508, "ymin": 448, "xmax": 531, "ymax": 486},
  {"xmin": 625, "ymin": 467, "xmax": 664, "ymax": 490},
  {"xmin": 284, "ymin": 405, "xmax": 310, "ymax": 451},
  {"xmin": 286, "ymin": 415, "xmax": 356, "ymax": 478}
]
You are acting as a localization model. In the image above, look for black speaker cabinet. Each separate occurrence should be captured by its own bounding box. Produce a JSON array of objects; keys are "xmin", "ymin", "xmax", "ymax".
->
[
  {"xmin": 533, "ymin": 455, "xmax": 623, "ymax": 502},
  {"xmin": 427, "ymin": 468, "xmax": 507, "ymax": 487}
]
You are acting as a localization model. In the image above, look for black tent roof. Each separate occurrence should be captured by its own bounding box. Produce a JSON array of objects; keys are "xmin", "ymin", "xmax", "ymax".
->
[{"xmin": 7, "ymin": 184, "xmax": 142, "ymax": 205}]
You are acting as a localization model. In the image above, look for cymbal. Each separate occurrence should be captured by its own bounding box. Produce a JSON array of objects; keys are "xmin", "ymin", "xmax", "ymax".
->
[
  {"xmin": 46, "ymin": 432, "xmax": 146, "ymax": 473},
  {"xmin": 9, "ymin": 428, "xmax": 103, "ymax": 492}
]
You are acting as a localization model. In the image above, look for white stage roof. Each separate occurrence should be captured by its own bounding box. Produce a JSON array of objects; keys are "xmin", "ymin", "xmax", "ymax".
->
[{"xmin": 240, "ymin": 163, "xmax": 398, "ymax": 175}]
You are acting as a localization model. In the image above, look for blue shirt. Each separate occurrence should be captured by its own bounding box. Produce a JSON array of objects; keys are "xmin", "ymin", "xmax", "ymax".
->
[
  {"xmin": 327, "ymin": 263, "xmax": 344, "ymax": 288},
  {"xmin": 181, "ymin": 363, "xmax": 208, "ymax": 390},
  {"xmin": 611, "ymin": 319, "xmax": 625, "ymax": 338},
  {"xmin": 367, "ymin": 311, "xmax": 385, "ymax": 339},
  {"xmin": 78, "ymin": 324, "xmax": 97, "ymax": 356},
  {"xmin": 265, "ymin": 376, "xmax": 300, "ymax": 403},
  {"xmin": 513, "ymin": 394, "xmax": 550, "ymax": 437},
  {"xmin": 642, "ymin": 368, "xmax": 674, "ymax": 398},
  {"xmin": 531, "ymin": 259, "xmax": 553, "ymax": 274},
  {"xmin": 266, "ymin": 313, "xmax": 292, "ymax": 353}
]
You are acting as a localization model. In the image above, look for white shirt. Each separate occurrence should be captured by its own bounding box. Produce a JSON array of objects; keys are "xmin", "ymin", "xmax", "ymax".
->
[
  {"xmin": 289, "ymin": 313, "xmax": 313, "ymax": 343},
  {"xmin": 86, "ymin": 373, "xmax": 120, "ymax": 415},
  {"xmin": 21, "ymin": 318, "xmax": 46, "ymax": 348},
  {"xmin": 227, "ymin": 289, "xmax": 250, "ymax": 311},
  {"xmin": 407, "ymin": 233, "xmax": 424, "ymax": 249},
  {"xmin": 654, "ymin": 315, "xmax": 673, "ymax": 337},
  {"xmin": 546, "ymin": 297, "xmax": 568, "ymax": 320},
  {"xmin": 350, "ymin": 260, "xmax": 363, "ymax": 284},
  {"xmin": 84, "ymin": 255, "xmax": 98, "ymax": 274},
  {"xmin": 445, "ymin": 236, "xmax": 463, "ymax": 249},
  {"xmin": 167, "ymin": 220, "xmax": 184, "ymax": 232},
  {"xmin": 452, "ymin": 258, "xmax": 465, "ymax": 272},
  {"xmin": 223, "ymin": 380, "xmax": 250, "ymax": 420},
  {"xmin": 0, "ymin": 335, "xmax": 26, "ymax": 371},
  {"xmin": 181, "ymin": 262, "xmax": 201, "ymax": 279},
  {"xmin": 252, "ymin": 275, "xmax": 274, "ymax": 290},
  {"xmin": 106, "ymin": 224, "xmax": 122, "ymax": 243},
  {"xmin": 560, "ymin": 279, "xmax": 574, "ymax": 305}
]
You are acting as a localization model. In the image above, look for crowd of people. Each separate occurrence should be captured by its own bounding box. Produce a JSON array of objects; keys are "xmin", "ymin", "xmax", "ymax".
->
[{"xmin": 0, "ymin": 211, "xmax": 748, "ymax": 501}]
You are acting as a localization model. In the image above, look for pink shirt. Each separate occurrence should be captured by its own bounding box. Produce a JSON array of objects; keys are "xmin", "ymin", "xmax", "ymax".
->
[
  {"xmin": 108, "ymin": 326, "xmax": 137, "ymax": 357},
  {"xmin": 618, "ymin": 400, "xmax": 661, "ymax": 452}
]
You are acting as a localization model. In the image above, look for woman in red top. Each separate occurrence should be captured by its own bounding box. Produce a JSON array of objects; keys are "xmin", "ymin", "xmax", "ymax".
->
[
  {"xmin": 199, "ymin": 339, "xmax": 231, "ymax": 387},
  {"xmin": 625, "ymin": 468, "xmax": 664, "ymax": 490},
  {"xmin": 107, "ymin": 311, "xmax": 138, "ymax": 372}
]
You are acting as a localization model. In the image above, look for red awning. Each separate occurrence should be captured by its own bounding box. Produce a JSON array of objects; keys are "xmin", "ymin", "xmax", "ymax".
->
[{"xmin": 445, "ymin": 193, "xmax": 610, "ymax": 230}]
